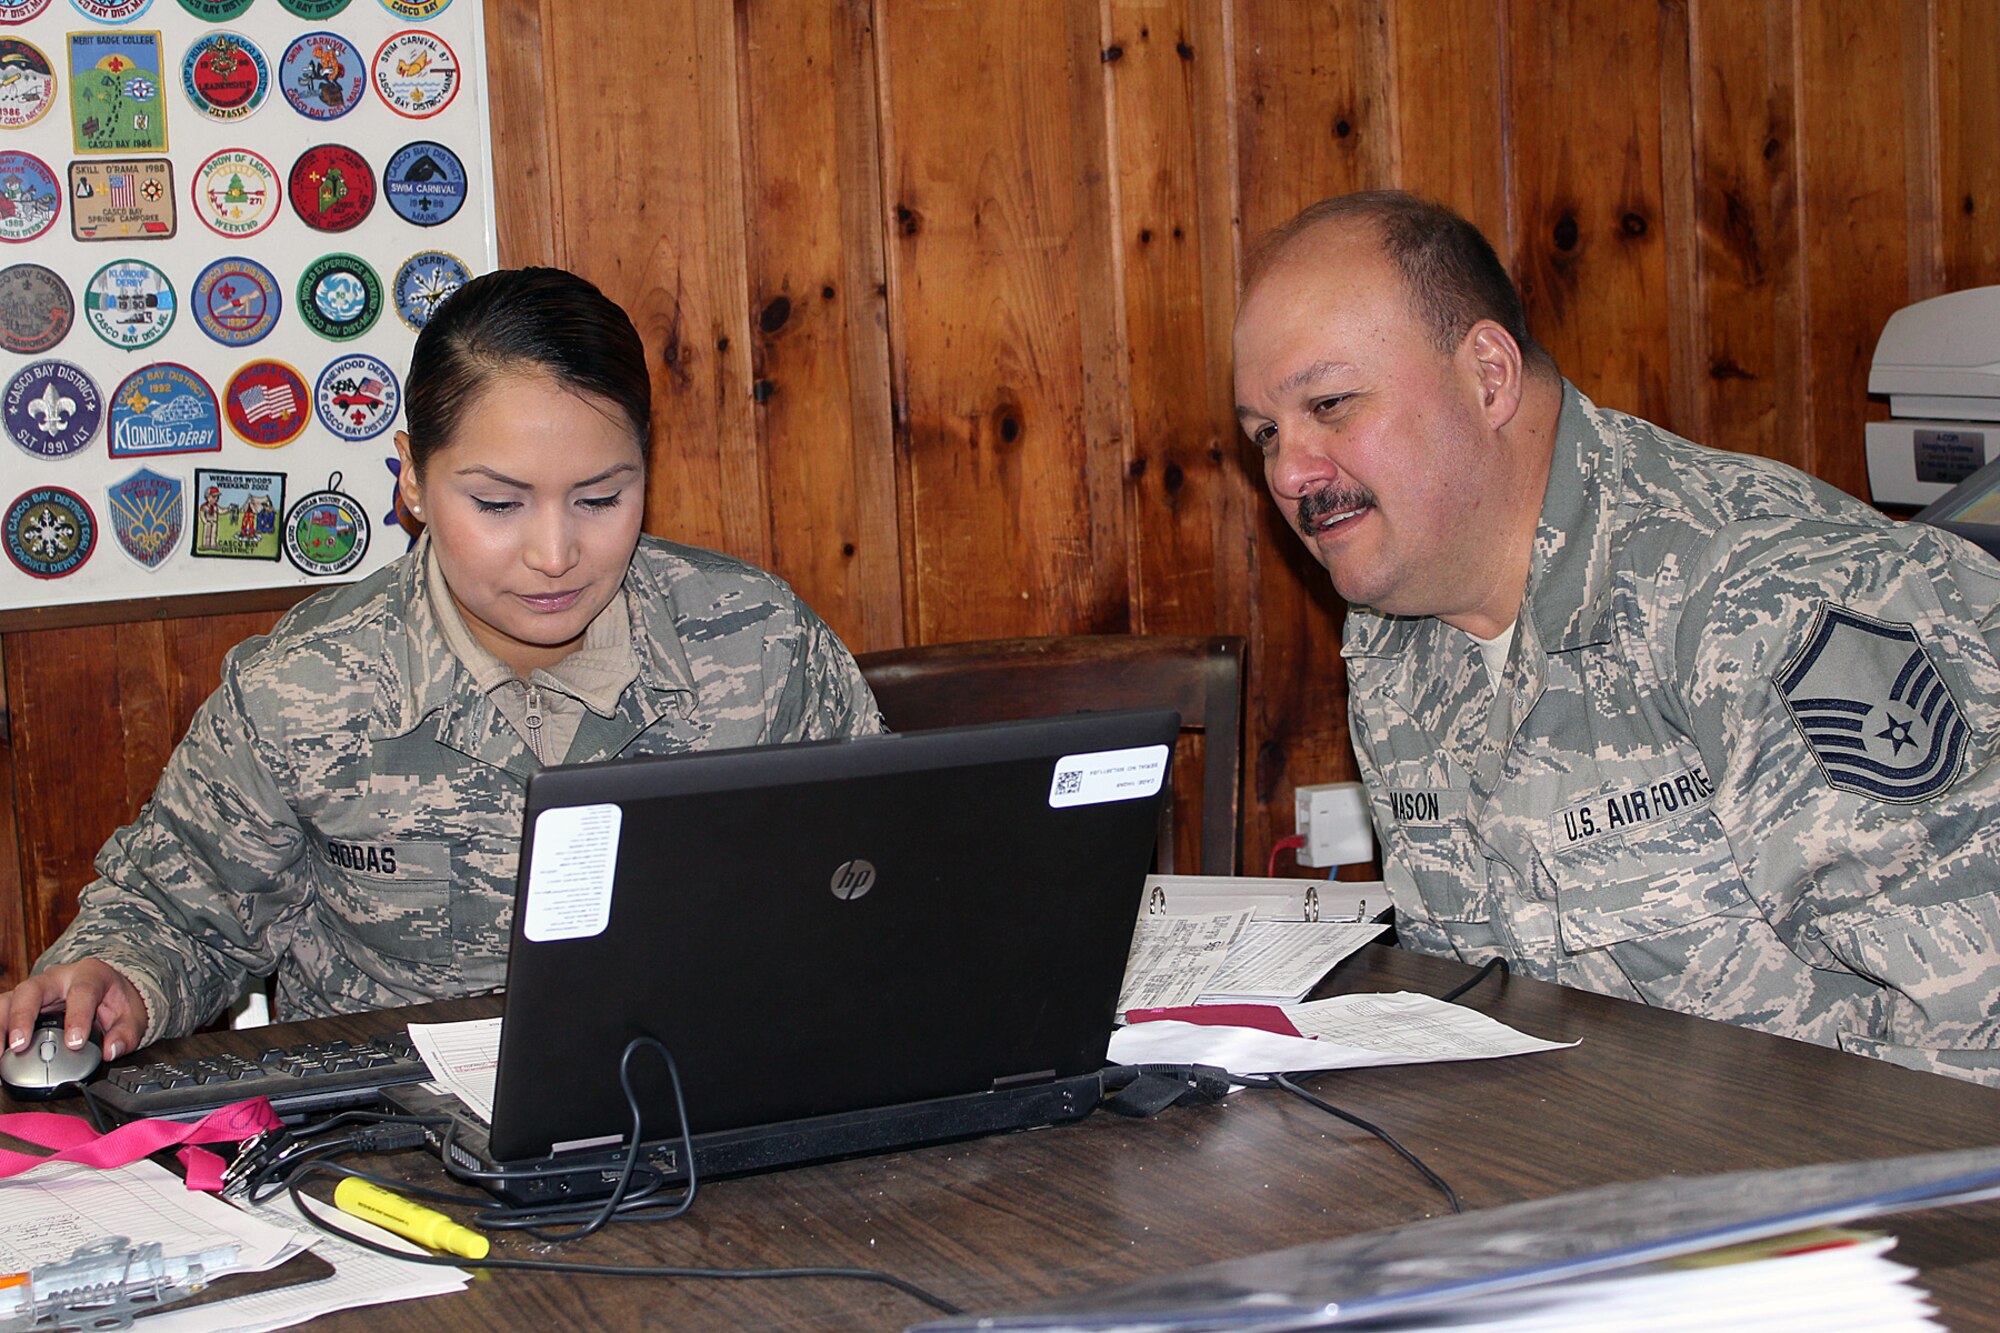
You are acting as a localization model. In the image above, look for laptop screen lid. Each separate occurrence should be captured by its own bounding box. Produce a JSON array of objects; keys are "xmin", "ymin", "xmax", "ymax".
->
[{"xmin": 486, "ymin": 707, "xmax": 1179, "ymax": 1165}]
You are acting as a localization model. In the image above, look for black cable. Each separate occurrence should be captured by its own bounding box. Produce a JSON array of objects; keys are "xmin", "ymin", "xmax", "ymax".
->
[
  {"xmin": 1439, "ymin": 956, "xmax": 1509, "ymax": 1004},
  {"xmin": 1243, "ymin": 1070, "xmax": 1463, "ymax": 1214}
]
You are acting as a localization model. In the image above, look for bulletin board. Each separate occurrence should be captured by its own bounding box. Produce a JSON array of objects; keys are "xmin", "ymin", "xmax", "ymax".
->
[{"xmin": 0, "ymin": 0, "xmax": 497, "ymax": 616}]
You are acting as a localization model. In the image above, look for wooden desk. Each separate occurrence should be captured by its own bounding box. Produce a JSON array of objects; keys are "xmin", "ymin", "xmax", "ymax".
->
[{"xmin": 8, "ymin": 945, "xmax": 2000, "ymax": 1331}]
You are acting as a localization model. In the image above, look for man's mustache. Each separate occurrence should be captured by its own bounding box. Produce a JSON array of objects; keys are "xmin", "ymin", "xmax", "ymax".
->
[{"xmin": 1295, "ymin": 486, "xmax": 1375, "ymax": 539}]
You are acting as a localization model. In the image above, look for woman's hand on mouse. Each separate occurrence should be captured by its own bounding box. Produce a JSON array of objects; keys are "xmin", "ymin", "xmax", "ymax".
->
[{"xmin": 2, "ymin": 961, "xmax": 149, "ymax": 1061}]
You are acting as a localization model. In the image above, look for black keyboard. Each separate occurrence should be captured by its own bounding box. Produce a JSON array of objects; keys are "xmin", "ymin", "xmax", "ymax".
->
[{"xmin": 93, "ymin": 1031, "xmax": 433, "ymax": 1123}]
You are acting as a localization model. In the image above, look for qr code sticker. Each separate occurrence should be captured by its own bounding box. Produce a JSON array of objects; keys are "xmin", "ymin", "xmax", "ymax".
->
[{"xmin": 1054, "ymin": 770, "xmax": 1083, "ymax": 797}]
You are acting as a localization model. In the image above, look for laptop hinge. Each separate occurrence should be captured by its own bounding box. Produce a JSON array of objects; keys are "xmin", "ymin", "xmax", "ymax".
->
[{"xmin": 991, "ymin": 1068, "xmax": 1058, "ymax": 1091}]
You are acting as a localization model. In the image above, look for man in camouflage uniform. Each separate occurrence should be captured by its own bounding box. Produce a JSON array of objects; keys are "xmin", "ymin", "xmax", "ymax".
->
[
  {"xmin": 1235, "ymin": 191, "xmax": 2000, "ymax": 1084},
  {"xmin": 26, "ymin": 532, "xmax": 883, "ymax": 1051}
]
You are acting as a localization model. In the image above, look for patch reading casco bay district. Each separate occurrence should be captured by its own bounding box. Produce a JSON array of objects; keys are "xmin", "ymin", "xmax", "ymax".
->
[
  {"xmin": 0, "ymin": 1, "xmax": 55, "ymax": 24},
  {"xmin": 4, "ymin": 357, "xmax": 100, "ymax": 457},
  {"xmin": 383, "ymin": 139, "xmax": 463, "ymax": 226},
  {"xmin": 284, "ymin": 473, "xmax": 369, "ymax": 575},
  {"xmin": 372, "ymin": 29, "xmax": 456, "ymax": 117},
  {"xmin": 0, "ymin": 150, "xmax": 62, "ymax": 241},
  {"xmin": 280, "ymin": 30, "xmax": 363, "ymax": 120},
  {"xmin": 5, "ymin": 486, "xmax": 95, "ymax": 579},
  {"xmin": 193, "ymin": 255, "xmax": 279, "ymax": 346},
  {"xmin": 0, "ymin": 263, "xmax": 73, "ymax": 352},
  {"xmin": 107, "ymin": 465, "xmax": 181, "ymax": 569},
  {"xmin": 314, "ymin": 352, "xmax": 398, "ymax": 440},
  {"xmin": 181, "ymin": 30, "xmax": 269, "ymax": 122},
  {"xmin": 297, "ymin": 252, "xmax": 380, "ymax": 339},
  {"xmin": 69, "ymin": 158, "xmax": 175, "ymax": 240},
  {"xmin": 109, "ymin": 361, "xmax": 219, "ymax": 458}
]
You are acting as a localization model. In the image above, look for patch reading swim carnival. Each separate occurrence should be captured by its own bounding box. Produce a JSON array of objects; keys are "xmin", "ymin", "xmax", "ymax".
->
[
  {"xmin": 193, "ymin": 255, "xmax": 279, "ymax": 345},
  {"xmin": 382, "ymin": 139, "xmax": 464, "ymax": 226},
  {"xmin": 1549, "ymin": 766, "xmax": 1713, "ymax": 848},
  {"xmin": 1776, "ymin": 601, "xmax": 1969, "ymax": 804},
  {"xmin": 109, "ymin": 362, "xmax": 218, "ymax": 457},
  {"xmin": 69, "ymin": 158, "xmax": 175, "ymax": 240},
  {"xmin": 0, "ymin": 263, "xmax": 73, "ymax": 352},
  {"xmin": 280, "ymin": 30, "xmax": 363, "ymax": 120},
  {"xmin": 371, "ymin": 29, "xmax": 456, "ymax": 117},
  {"xmin": 0, "ymin": 38, "xmax": 56, "ymax": 127},
  {"xmin": 181, "ymin": 30, "xmax": 268, "ymax": 121},
  {"xmin": 4, "ymin": 485, "xmax": 95, "ymax": 578},
  {"xmin": 192, "ymin": 146, "xmax": 278, "ymax": 236},
  {"xmin": 106, "ymin": 465, "xmax": 181, "ymax": 569},
  {"xmin": 4, "ymin": 358, "xmax": 100, "ymax": 457}
]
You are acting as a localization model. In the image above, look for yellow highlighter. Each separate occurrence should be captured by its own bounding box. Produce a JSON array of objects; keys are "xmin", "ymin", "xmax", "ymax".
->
[{"xmin": 333, "ymin": 1178, "xmax": 490, "ymax": 1260}]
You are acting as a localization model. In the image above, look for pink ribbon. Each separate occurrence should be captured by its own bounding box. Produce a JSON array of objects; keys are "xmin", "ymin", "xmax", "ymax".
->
[{"xmin": 0, "ymin": 1098, "xmax": 282, "ymax": 1191}]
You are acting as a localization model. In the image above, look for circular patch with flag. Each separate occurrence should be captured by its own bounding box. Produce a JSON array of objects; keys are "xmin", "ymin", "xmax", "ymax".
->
[
  {"xmin": 193, "ymin": 256, "xmax": 280, "ymax": 346},
  {"xmin": 297, "ymin": 253, "xmax": 381, "ymax": 340},
  {"xmin": 280, "ymin": 30, "xmax": 364, "ymax": 120},
  {"xmin": 284, "ymin": 474, "xmax": 369, "ymax": 575},
  {"xmin": 4, "ymin": 358, "xmax": 100, "ymax": 458},
  {"xmin": 289, "ymin": 143, "xmax": 374, "ymax": 232},
  {"xmin": 182, "ymin": 30, "xmax": 269, "ymax": 121},
  {"xmin": 1775, "ymin": 601, "xmax": 1971, "ymax": 804},
  {"xmin": 314, "ymin": 352, "xmax": 399, "ymax": 441},
  {"xmin": 224, "ymin": 359, "xmax": 308, "ymax": 447},
  {"xmin": 5, "ymin": 485, "xmax": 95, "ymax": 578}
]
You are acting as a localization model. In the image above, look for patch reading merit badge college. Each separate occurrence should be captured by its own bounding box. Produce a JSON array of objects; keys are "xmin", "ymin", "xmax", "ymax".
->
[
  {"xmin": 181, "ymin": 30, "xmax": 268, "ymax": 121},
  {"xmin": 4, "ymin": 486, "xmax": 95, "ymax": 578},
  {"xmin": 383, "ymin": 139, "xmax": 463, "ymax": 226},
  {"xmin": 4, "ymin": 358, "xmax": 100, "ymax": 457},
  {"xmin": 193, "ymin": 255, "xmax": 278, "ymax": 345},
  {"xmin": 192, "ymin": 466, "xmax": 281, "ymax": 560},
  {"xmin": 68, "ymin": 158, "xmax": 175, "ymax": 240},
  {"xmin": 284, "ymin": 471, "xmax": 368, "ymax": 575},
  {"xmin": 0, "ymin": 263, "xmax": 73, "ymax": 353},
  {"xmin": 0, "ymin": 39, "xmax": 55, "ymax": 128},
  {"xmin": 289, "ymin": 142, "xmax": 372, "ymax": 231},
  {"xmin": 0, "ymin": 0, "xmax": 53, "ymax": 22},
  {"xmin": 107, "ymin": 465, "xmax": 182, "ymax": 569},
  {"xmin": 280, "ymin": 30, "xmax": 363, "ymax": 120},
  {"xmin": 68, "ymin": 31, "xmax": 168, "ymax": 155},
  {"xmin": 224, "ymin": 358, "xmax": 307, "ymax": 446},
  {"xmin": 297, "ymin": 253, "xmax": 379, "ymax": 340},
  {"xmin": 314, "ymin": 352, "xmax": 397, "ymax": 440},
  {"xmin": 109, "ymin": 362, "xmax": 219, "ymax": 458},
  {"xmin": 0, "ymin": 150, "xmax": 61, "ymax": 242},
  {"xmin": 392, "ymin": 250, "xmax": 466, "ymax": 330},
  {"xmin": 372, "ymin": 29, "xmax": 457, "ymax": 117},
  {"xmin": 84, "ymin": 257, "xmax": 174, "ymax": 348},
  {"xmin": 192, "ymin": 146, "xmax": 278, "ymax": 236}
]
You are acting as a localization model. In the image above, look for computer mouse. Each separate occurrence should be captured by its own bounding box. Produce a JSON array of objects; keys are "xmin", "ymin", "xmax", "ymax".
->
[{"xmin": 0, "ymin": 1018, "xmax": 102, "ymax": 1100}]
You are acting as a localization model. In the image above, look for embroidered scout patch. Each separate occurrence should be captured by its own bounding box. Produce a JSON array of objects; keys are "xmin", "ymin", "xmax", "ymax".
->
[
  {"xmin": 1776, "ymin": 602, "xmax": 1970, "ymax": 804},
  {"xmin": 69, "ymin": 158, "xmax": 175, "ymax": 240},
  {"xmin": 314, "ymin": 352, "xmax": 398, "ymax": 440},
  {"xmin": 223, "ymin": 359, "xmax": 307, "ymax": 447},
  {"xmin": 70, "ymin": 0, "xmax": 153, "ymax": 21},
  {"xmin": 289, "ymin": 142, "xmax": 373, "ymax": 231},
  {"xmin": 84, "ymin": 257, "xmax": 174, "ymax": 347},
  {"xmin": 0, "ymin": 38, "xmax": 55, "ymax": 128},
  {"xmin": 109, "ymin": 362, "xmax": 218, "ymax": 458},
  {"xmin": 0, "ymin": 263, "xmax": 73, "ymax": 352},
  {"xmin": 284, "ymin": 472, "xmax": 368, "ymax": 575},
  {"xmin": 383, "ymin": 139, "xmax": 463, "ymax": 226},
  {"xmin": 191, "ymin": 466, "xmax": 282, "ymax": 560},
  {"xmin": 392, "ymin": 249, "xmax": 466, "ymax": 330},
  {"xmin": 106, "ymin": 465, "xmax": 181, "ymax": 569},
  {"xmin": 193, "ymin": 255, "xmax": 279, "ymax": 346},
  {"xmin": 0, "ymin": 0, "xmax": 53, "ymax": 22},
  {"xmin": 280, "ymin": 30, "xmax": 363, "ymax": 120},
  {"xmin": 372, "ymin": 29, "xmax": 456, "ymax": 117},
  {"xmin": 178, "ymin": 0, "xmax": 253, "ymax": 19},
  {"xmin": 4, "ymin": 485, "xmax": 95, "ymax": 577},
  {"xmin": 192, "ymin": 146, "xmax": 278, "ymax": 236},
  {"xmin": 278, "ymin": 0, "xmax": 350, "ymax": 17},
  {"xmin": 68, "ymin": 31, "xmax": 168, "ymax": 154},
  {"xmin": 0, "ymin": 150, "xmax": 61, "ymax": 241},
  {"xmin": 380, "ymin": 0, "xmax": 451, "ymax": 18},
  {"xmin": 297, "ymin": 252, "xmax": 380, "ymax": 339},
  {"xmin": 4, "ymin": 358, "xmax": 99, "ymax": 457},
  {"xmin": 181, "ymin": 30, "xmax": 268, "ymax": 121}
]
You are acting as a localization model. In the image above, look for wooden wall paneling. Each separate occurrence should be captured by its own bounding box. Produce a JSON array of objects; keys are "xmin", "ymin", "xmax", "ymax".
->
[
  {"xmin": 1386, "ymin": 0, "xmax": 1510, "ymax": 248},
  {"xmin": 0, "ymin": 642, "xmax": 23, "ymax": 985},
  {"xmin": 1796, "ymin": 3, "xmax": 1917, "ymax": 499},
  {"xmin": 480, "ymin": 0, "xmax": 559, "ymax": 268},
  {"xmin": 737, "ymin": 0, "xmax": 903, "ymax": 651},
  {"xmin": 1902, "ymin": 2, "xmax": 1944, "ymax": 304},
  {"xmin": 1938, "ymin": 0, "xmax": 2000, "ymax": 291},
  {"xmin": 877, "ymin": 0, "xmax": 1122, "ymax": 643},
  {"xmin": 1686, "ymin": 1, "xmax": 1806, "ymax": 467},
  {"xmin": 1231, "ymin": 1, "xmax": 1392, "ymax": 867},
  {"xmin": 1506, "ymin": 1, "xmax": 1675, "ymax": 429}
]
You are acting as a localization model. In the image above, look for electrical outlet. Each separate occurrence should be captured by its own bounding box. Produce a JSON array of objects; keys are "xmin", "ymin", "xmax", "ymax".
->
[{"xmin": 1294, "ymin": 781, "xmax": 1373, "ymax": 867}]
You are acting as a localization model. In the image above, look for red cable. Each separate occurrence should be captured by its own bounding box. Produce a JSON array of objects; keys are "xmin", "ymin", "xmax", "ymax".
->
[{"xmin": 1266, "ymin": 834, "xmax": 1305, "ymax": 878}]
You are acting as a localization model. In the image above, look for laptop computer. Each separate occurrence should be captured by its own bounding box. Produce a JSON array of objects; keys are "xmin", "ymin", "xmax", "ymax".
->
[{"xmin": 395, "ymin": 707, "xmax": 1178, "ymax": 1205}]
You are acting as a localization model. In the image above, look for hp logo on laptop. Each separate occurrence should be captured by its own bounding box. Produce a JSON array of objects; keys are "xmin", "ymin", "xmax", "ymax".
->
[{"xmin": 830, "ymin": 859, "xmax": 877, "ymax": 901}]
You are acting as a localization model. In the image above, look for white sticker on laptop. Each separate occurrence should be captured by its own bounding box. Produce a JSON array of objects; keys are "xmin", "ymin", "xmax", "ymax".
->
[
  {"xmin": 523, "ymin": 803, "xmax": 623, "ymax": 942},
  {"xmin": 1049, "ymin": 744, "xmax": 1170, "ymax": 808}
]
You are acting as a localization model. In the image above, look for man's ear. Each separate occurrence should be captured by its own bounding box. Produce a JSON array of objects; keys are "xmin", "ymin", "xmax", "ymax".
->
[{"xmin": 1464, "ymin": 321, "xmax": 1526, "ymax": 429}]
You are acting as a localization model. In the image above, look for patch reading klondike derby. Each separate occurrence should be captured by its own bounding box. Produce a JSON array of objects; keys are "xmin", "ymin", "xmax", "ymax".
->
[
  {"xmin": 224, "ymin": 358, "xmax": 307, "ymax": 446},
  {"xmin": 4, "ymin": 358, "xmax": 100, "ymax": 458},
  {"xmin": 285, "ymin": 472, "xmax": 368, "ymax": 575},
  {"xmin": 0, "ymin": 151, "xmax": 61, "ymax": 242},
  {"xmin": 382, "ymin": 139, "xmax": 463, "ymax": 226},
  {"xmin": 68, "ymin": 159, "xmax": 176, "ymax": 240},
  {"xmin": 84, "ymin": 257, "xmax": 174, "ymax": 348},
  {"xmin": 109, "ymin": 362, "xmax": 219, "ymax": 458},
  {"xmin": 297, "ymin": 252, "xmax": 380, "ymax": 340},
  {"xmin": 68, "ymin": 31, "xmax": 168, "ymax": 154},
  {"xmin": 392, "ymin": 250, "xmax": 466, "ymax": 330},
  {"xmin": 178, "ymin": 0, "xmax": 253, "ymax": 19},
  {"xmin": 372, "ymin": 29, "xmax": 456, "ymax": 117},
  {"xmin": 280, "ymin": 30, "xmax": 363, "ymax": 120},
  {"xmin": 314, "ymin": 352, "xmax": 397, "ymax": 440},
  {"xmin": 192, "ymin": 146, "xmax": 278, "ymax": 236},
  {"xmin": 70, "ymin": 0, "xmax": 153, "ymax": 21},
  {"xmin": 181, "ymin": 30, "xmax": 268, "ymax": 121},
  {"xmin": 0, "ymin": 264, "xmax": 74, "ymax": 353},
  {"xmin": 289, "ymin": 142, "xmax": 372, "ymax": 231},
  {"xmin": 0, "ymin": 39, "xmax": 55, "ymax": 128},
  {"xmin": 4, "ymin": 486, "xmax": 95, "ymax": 579},
  {"xmin": 0, "ymin": 0, "xmax": 53, "ymax": 22},
  {"xmin": 193, "ymin": 255, "xmax": 278, "ymax": 345},
  {"xmin": 107, "ymin": 465, "xmax": 182, "ymax": 569},
  {"xmin": 379, "ymin": 0, "xmax": 450, "ymax": 18},
  {"xmin": 192, "ymin": 466, "xmax": 281, "ymax": 560}
]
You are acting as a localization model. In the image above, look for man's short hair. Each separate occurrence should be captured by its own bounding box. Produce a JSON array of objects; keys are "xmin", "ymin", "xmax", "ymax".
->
[{"xmin": 1248, "ymin": 190, "xmax": 1557, "ymax": 376}]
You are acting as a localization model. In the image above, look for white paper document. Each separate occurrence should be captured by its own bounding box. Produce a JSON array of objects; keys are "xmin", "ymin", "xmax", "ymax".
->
[
  {"xmin": 1115, "ymin": 909, "xmax": 1249, "ymax": 1012},
  {"xmin": 0, "ymin": 1157, "xmax": 301, "ymax": 1277},
  {"xmin": 1198, "ymin": 921, "xmax": 1389, "ymax": 1003},
  {"xmin": 407, "ymin": 1016, "xmax": 502, "ymax": 1124},
  {"xmin": 1107, "ymin": 990, "xmax": 1575, "ymax": 1074}
]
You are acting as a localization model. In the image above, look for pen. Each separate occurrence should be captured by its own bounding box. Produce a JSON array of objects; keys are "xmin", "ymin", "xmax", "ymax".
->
[{"xmin": 332, "ymin": 1178, "xmax": 490, "ymax": 1260}]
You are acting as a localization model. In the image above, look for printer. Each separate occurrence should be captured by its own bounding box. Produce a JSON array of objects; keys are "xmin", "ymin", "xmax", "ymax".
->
[{"xmin": 1865, "ymin": 285, "xmax": 2000, "ymax": 509}]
